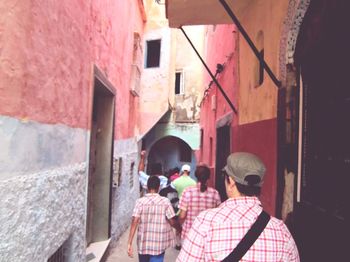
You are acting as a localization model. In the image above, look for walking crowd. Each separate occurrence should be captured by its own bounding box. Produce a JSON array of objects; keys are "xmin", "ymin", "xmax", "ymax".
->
[{"xmin": 127, "ymin": 151, "xmax": 300, "ymax": 262}]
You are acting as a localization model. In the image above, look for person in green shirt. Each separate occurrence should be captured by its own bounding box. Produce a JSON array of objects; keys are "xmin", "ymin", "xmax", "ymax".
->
[
  {"xmin": 171, "ymin": 164, "xmax": 196, "ymax": 250},
  {"xmin": 171, "ymin": 164, "xmax": 196, "ymax": 198}
]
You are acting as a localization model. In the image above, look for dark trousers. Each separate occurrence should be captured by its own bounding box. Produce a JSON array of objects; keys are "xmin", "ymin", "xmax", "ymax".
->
[{"xmin": 138, "ymin": 252, "xmax": 165, "ymax": 262}]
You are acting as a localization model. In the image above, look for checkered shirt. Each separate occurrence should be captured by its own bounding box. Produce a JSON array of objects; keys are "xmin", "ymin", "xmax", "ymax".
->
[
  {"xmin": 177, "ymin": 197, "xmax": 300, "ymax": 262},
  {"xmin": 179, "ymin": 185, "xmax": 221, "ymax": 240},
  {"xmin": 139, "ymin": 171, "xmax": 168, "ymax": 190},
  {"xmin": 132, "ymin": 193, "xmax": 176, "ymax": 255}
]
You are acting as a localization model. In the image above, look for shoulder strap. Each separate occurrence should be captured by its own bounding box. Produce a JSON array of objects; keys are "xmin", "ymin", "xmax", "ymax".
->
[{"xmin": 222, "ymin": 210, "xmax": 270, "ymax": 262}]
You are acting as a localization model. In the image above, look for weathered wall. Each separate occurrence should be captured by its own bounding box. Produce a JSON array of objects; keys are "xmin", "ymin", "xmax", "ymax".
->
[
  {"xmin": 173, "ymin": 26, "xmax": 205, "ymax": 122},
  {"xmin": 0, "ymin": 116, "xmax": 88, "ymax": 181},
  {"xmin": 199, "ymin": 24, "xmax": 238, "ymax": 167},
  {"xmin": 233, "ymin": 119, "xmax": 278, "ymax": 215},
  {"xmin": 139, "ymin": 27, "xmax": 173, "ymax": 135},
  {"xmin": 0, "ymin": 164, "xmax": 86, "ymax": 262},
  {"xmin": 199, "ymin": 3, "xmax": 291, "ymax": 215},
  {"xmin": 91, "ymin": 0, "xmax": 145, "ymax": 139},
  {"xmin": 0, "ymin": 0, "xmax": 144, "ymax": 139},
  {"xmin": 138, "ymin": 0, "xmax": 173, "ymax": 135},
  {"xmin": 238, "ymin": 0, "xmax": 289, "ymax": 124},
  {"xmin": 145, "ymin": 122, "xmax": 201, "ymax": 150},
  {"xmin": 110, "ymin": 138, "xmax": 140, "ymax": 246},
  {"xmin": 0, "ymin": 0, "xmax": 91, "ymax": 128},
  {"xmin": 0, "ymin": 0, "xmax": 145, "ymax": 260}
]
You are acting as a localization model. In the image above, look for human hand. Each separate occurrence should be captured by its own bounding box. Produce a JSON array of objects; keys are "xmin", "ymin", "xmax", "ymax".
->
[
  {"xmin": 140, "ymin": 150, "xmax": 146, "ymax": 157},
  {"xmin": 127, "ymin": 243, "xmax": 133, "ymax": 258}
]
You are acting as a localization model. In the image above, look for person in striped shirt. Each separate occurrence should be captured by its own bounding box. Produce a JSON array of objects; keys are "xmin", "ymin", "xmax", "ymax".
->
[
  {"xmin": 128, "ymin": 175, "xmax": 181, "ymax": 262},
  {"xmin": 178, "ymin": 164, "xmax": 221, "ymax": 242},
  {"xmin": 177, "ymin": 152, "xmax": 300, "ymax": 262}
]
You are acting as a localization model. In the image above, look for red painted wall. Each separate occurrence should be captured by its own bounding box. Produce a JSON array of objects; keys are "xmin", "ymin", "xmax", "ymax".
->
[
  {"xmin": 199, "ymin": 25, "xmax": 277, "ymax": 215},
  {"xmin": 233, "ymin": 119, "xmax": 277, "ymax": 215},
  {"xmin": 0, "ymin": 0, "xmax": 144, "ymax": 139}
]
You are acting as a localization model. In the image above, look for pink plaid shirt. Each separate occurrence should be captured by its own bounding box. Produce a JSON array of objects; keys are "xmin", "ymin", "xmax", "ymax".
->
[
  {"xmin": 132, "ymin": 193, "xmax": 176, "ymax": 255},
  {"xmin": 177, "ymin": 197, "xmax": 300, "ymax": 262},
  {"xmin": 179, "ymin": 185, "xmax": 221, "ymax": 240}
]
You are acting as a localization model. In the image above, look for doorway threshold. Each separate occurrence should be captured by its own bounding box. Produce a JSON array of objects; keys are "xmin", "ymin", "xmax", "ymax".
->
[{"xmin": 86, "ymin": 238, "xmax": 111, "ymax": 262}]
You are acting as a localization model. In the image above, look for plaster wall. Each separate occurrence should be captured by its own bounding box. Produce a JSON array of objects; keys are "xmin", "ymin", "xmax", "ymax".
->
[
  {"xmin": 199, "ymin": 24, "xmax": 239, "ymax": 167},
  {"xmin": 0, "ymin": 163, "xmax": 87, "ymax": 262},
  {"xmin": 199, "ymin": 22, "xmax": 279, "ymax": 215},
  {"xmin": 0, "ymin": 0, "xmax": 144, "ymax": 139},
  {"xmin": 233, "ymin": 119, "xmax": 278, "ymax": 215},
  {"xmin": 0, "ymin": 116, "xmax": 88, "ymax": 181},
  {"xmin": 0, "ymin": 0, "xmax": 145, "ymax": 260},
  {"xmin": 110, "ymin": 138, "xmax": 140, "ymax": 246},
  {"xmin": 198, "ymin": 0, "xmax": 311, "ymax": 217},
  {"xmin": 139, "ymin": 27, "xmax": 173, "ymax": 134},
  {"xmin": 238, "ymin": 0, "xmax": 290, "ymax": 124},
  {"xmin": 144, "ymin": 122, "xmax": 200, "ymax": 151},
  {"xmin": 173, "ymin": 26, "xmax": 205, "ymax": 121}
]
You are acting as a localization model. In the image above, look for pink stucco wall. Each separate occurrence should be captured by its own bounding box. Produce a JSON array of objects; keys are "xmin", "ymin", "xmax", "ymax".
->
[
  {"xmin": 199, "ymin": 24, "xmax": 277, "ymax": 215},
  {"xmin": 0, "ymin": 0, "xmax": 144, "ymax": 139},
  {"xmin": 200, "ymin": 24, "xmax": 238, "ymax": 165}
]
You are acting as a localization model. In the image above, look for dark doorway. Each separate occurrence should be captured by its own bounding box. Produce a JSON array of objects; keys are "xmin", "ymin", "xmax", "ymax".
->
[
  {"xmin": 294, "ymin": 0, "xmax": 349, "ymax": 260},
  {"xmin": 215, "ymin": 125, "xmax": 231, "ymax": 201},
  {"xmin": 86, "ymin": 67, "xmax": 115, "ymax": 245},
  {"xmin": 147, "ymin": 136, "xmax": 196, "ymax": 178}
]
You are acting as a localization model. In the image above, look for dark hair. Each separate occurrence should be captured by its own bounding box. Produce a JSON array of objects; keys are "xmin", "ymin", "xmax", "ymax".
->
[
  {"xmin": 225, "ymin": 173, "xmax": 261, "ymax": 196},
  {"xmin": 235, "ymin": 175, "xmax": 261, "ymax": 196},
  {"xmin": 147, "ymin": 175, "xmax": 160, "ymax": 191},
  {"xmin": 195, "ymin": 165, "xmax": 210, "ymax": 192}
]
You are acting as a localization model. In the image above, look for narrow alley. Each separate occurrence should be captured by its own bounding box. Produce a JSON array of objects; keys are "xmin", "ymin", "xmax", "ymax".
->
[{"xmin": 0, "ymin": 0, "xmax": 348, "ymax": 261}]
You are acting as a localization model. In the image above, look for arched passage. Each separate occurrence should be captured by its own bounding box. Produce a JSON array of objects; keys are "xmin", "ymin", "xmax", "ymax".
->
[{"xmin": 146, "ymin": 136, "xmax": 197, "ymax": 180}]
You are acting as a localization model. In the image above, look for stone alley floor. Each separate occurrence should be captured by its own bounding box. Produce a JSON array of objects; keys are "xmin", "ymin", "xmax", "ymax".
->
[{"xmin": 106, "ymin": 227, "xmax": 180, "ymax": 262}]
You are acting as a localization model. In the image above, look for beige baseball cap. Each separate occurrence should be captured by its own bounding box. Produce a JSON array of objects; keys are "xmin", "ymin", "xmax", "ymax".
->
[{"xmin": 223, "ymin": 152, "xmax": 266, "ymax": 187}]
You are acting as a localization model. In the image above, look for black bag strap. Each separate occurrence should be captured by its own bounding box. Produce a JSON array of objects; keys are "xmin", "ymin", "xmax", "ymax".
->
[{"xmin": 222, "ymin": 210, "xmax": 270, "ymax": 262}]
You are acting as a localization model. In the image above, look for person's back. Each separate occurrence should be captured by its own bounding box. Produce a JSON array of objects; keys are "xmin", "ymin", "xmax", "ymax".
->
[
  {"xmin": 179, "ymin": 165, "xmax": 221, "ymax": 240},
  {"xmin": 178, "ymin": 196, "xmax": 298, "ymax": 261},
  {"xmin": 172, "ymin": 176, "xmax": 196, "ymax": 197},
  {"xmin": 179, "ymin": 185, "xmax": 220, "ymax": 240},
  {"xmin": 128, "ymin": 175, "xmax": 181, "ymax": 261},
  {"xmin": 134, "ymin": 194, "xmax": 175, "ymax": 254},
  {"xmin": 172, "ymin": 164, "xmax": 196, "ymax": 197},
  {"xmin": 177, "ymin": 152, "xmax": 299, "ymax": 262}
]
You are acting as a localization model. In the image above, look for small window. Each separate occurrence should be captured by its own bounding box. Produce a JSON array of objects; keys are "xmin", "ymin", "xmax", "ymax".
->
[
  {"xmin": 112, "ymin": 157, "xmax": 122, "ymax": 187},
  {"xmin": 48, "ymin": 238, "xmax": 70, "ymax": 262},
  {"xmin": 175, "ymin": 71, "xmax": 184, "ymax": 94},
  {"xmin": 145, "ymin": 39, "xmax": 161, "ymax": 68},
  {"xmin": 253, "ymin": 31, "xmax": 264, "ymax": 87},
  {"xmin": 200, "ymin": 129, "xmax": 204, "ymax": 158},
  {"xmin": 130, "ymin": 162, "xmax": 135, "ymax": 188},
  {"xmin": 209, "ymin": 137, "xmax": 213, "ymax": 166},
  {"xmin": 258, "ymin": 49, "xmax": 264, "ymax": 86}
]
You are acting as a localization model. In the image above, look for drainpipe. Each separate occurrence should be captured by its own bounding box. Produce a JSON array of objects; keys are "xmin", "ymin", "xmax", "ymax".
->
[
  {"xmin": 219, "ymin": 0, "xmax": 282, "ymax": 88},
  {"xmin": 180, "ymin": 27, "xmax": 238, "ymax": 114}
]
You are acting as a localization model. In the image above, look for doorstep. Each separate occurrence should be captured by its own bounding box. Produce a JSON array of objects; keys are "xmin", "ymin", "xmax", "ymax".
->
[{"xmin": 86, "ymin": 238, "xmax": 111, "ymax": 262}]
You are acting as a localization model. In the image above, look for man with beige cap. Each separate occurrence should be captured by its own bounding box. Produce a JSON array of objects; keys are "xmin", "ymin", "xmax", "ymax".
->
[{"xmin": 177, "ymin": 152, "xmax": 300, "ymax": 262}]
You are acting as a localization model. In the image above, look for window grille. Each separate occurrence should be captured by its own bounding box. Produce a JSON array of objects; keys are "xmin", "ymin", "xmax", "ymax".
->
[{"xmin": 47, "ymin": 241, "xmax": 67, "ymax": 262}]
